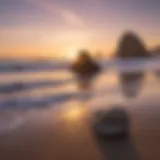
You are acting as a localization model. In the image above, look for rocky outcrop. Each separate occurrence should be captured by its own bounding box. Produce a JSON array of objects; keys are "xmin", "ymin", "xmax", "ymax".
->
[
  {"xmin": 116, "ymin": 32, "xmax": 148, "ymax": 98},
  {"xmin": 116, "ymin": 32, "xmax": 149, "ymax": 58}
]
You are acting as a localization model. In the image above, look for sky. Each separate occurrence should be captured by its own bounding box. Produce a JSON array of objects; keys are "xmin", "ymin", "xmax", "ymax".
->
[{"xmin": 0, "ymin": 0, "xmax": 159, "ymax": 59}]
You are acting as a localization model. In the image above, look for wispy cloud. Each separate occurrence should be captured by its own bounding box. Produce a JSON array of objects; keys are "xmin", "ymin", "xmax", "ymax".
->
[
  {"xmin": 28, "ymin": 0, "xmax": 86, "ymax": 28},
  {"xmin": 54, "ymin": 5, "xmax": 86, "ymax": 28}
]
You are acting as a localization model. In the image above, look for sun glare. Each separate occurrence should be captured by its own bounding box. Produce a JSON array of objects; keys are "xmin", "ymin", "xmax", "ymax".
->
[
  {"xmin": 64, "ymin": 106, "xmax": 85, "ymax": 121},
  {"xmin": 67, "ymin": 47, "xmax": 79, "ymax": 61}
]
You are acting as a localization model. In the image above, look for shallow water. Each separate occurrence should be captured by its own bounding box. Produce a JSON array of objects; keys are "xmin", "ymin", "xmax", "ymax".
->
[{"xmin": 0, "ymin": 59, "xmax": 160, "ymax": 134}]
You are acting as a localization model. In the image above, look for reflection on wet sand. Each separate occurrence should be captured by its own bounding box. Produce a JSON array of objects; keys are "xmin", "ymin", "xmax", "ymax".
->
[
  {"xmin": 63, "ymin": 105, "xmax": 85, "ymax": 121},
  {"xmin": 152, "ymin": 48, "xmax": 160, "ymax": 80},
  {"xmin": 120, "ymin": 73, "xmax": 144, "ymax": 98},
  {"xmin": 1, "ymin": 94, "xmax": 160, "ymax": 160},
  {"xmin": 0, "ymin": 105, "xmax": 103, "ymax": 160}
]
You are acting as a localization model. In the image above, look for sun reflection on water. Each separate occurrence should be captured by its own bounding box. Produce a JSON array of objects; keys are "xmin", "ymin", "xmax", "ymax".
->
[{"xmin": 64, "ymin": 105, "xmax": 85, "ymax": 121}]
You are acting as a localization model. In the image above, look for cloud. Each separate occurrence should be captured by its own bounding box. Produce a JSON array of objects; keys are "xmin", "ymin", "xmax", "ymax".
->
[
  {"xmin": 54, "ymin": 5, "xmax": 86, "ymax": 28},
  {"xmin": 28, "ymin": 0, "xmax": 86, "ymax": 28}
]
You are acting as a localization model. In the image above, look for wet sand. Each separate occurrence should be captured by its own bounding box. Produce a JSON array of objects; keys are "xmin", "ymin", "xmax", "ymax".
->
[
  {"xmin": 0, "ymin": 72, "xmax": 160, "ymax": 160},
  {"xmin": 0, "ymin": 106, "xmax": 103, "ymax": 160},
  {"xmin": 0, "ymin": 94, "xmax": 160, "ymax": 160}
]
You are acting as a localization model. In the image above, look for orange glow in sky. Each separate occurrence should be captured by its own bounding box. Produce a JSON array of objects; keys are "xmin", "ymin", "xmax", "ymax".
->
[{"xmin": 0, "ymin": 0, "xmax": 159, "ymax": 59}]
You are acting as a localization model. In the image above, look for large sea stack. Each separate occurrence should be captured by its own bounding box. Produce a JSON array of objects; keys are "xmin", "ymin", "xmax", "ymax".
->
[{"xmin": 116, "ymin": 32, "xmax": 149, "ymax": 97}]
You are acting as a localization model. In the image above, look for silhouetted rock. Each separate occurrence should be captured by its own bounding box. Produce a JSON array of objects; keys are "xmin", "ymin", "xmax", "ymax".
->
[
  {"xmin": 93, "ymin": 107, "xmax": 138, "ymax": 160},
  {"xmin": 117, "ymin": 32, "xmax": 148, "ymax": 98},
  {"xmin": 70, "ymin": 49, "xmax": 101, "ymax": 90},
  {"xmin": 116, "ymin": 32, "xmax": 149, "ymax": 58},
  {"xmin": 93, "ymin": 107, "xmax": 129, "ymax": 139}
]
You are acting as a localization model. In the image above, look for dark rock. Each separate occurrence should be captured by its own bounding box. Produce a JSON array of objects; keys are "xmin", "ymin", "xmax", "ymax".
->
[
  {"xmin": 116, "ymin": 32, "xmax": 148, "ymax": 98},
  {"xmin": 70, "ymin": 49, "xmax": 101, "ymax": 90},
  {"xmin": 93, "ymin": 108, "xmax": 129, "ymax": 139}
]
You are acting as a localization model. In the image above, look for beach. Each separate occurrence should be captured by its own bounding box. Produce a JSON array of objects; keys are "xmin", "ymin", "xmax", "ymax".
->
[{"xmin": 0, "ymin": 66, "xmax": 160, "ymax": 160}]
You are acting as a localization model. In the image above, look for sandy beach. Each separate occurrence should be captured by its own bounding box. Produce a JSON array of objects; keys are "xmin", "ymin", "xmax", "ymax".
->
[
  {"xmin": 1, "ymin": 91, "xmax": 160, "ymax": 160},
  {"xmin": 0, "ymin": 66, "xmax": 160, "ymax": 160}
]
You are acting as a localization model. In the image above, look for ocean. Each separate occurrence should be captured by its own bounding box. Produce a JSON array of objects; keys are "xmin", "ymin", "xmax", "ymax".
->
[{"xmin": 0, "ymin": 57, "xmax": 159, "ymax": 109}]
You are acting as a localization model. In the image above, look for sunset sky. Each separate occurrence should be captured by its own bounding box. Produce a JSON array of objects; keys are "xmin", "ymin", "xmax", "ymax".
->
[{"xmin": 0, "ymin": 0, "xmax": 159, "ymax": 59}]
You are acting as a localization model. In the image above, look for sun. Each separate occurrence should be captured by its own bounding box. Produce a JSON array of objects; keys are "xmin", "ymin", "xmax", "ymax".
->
[{"xmin": 67, "ymin": 47, "xmax": 79, "ymax": 61}]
